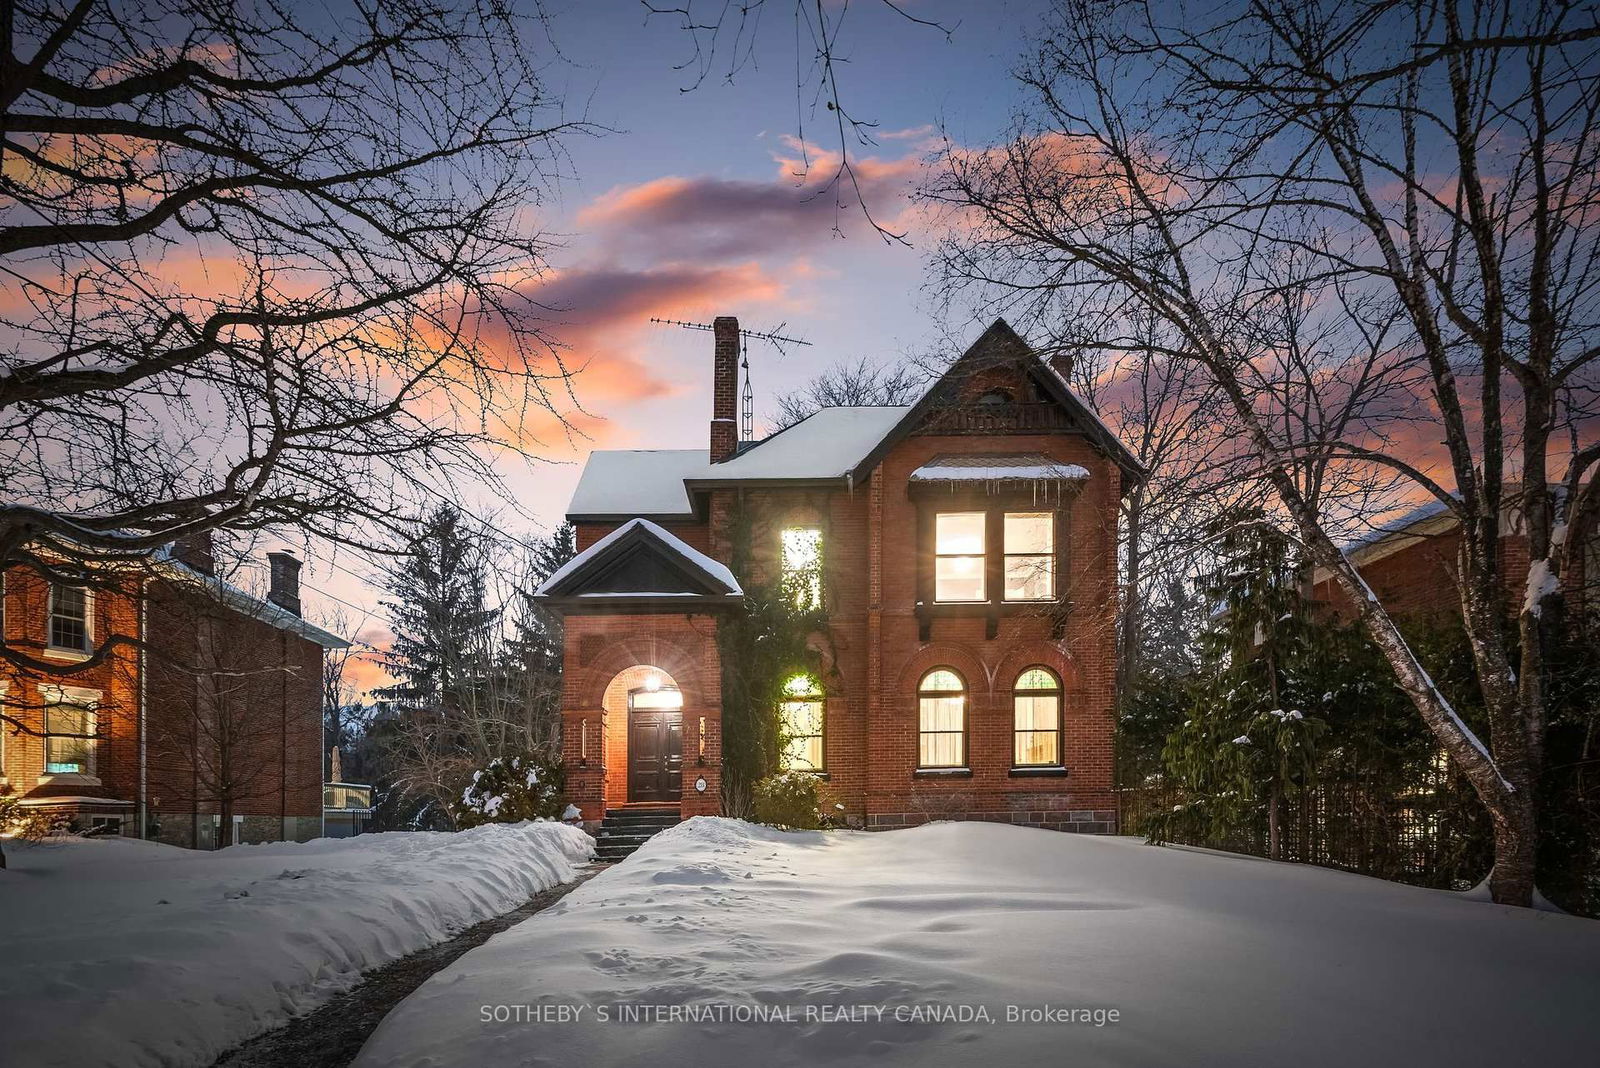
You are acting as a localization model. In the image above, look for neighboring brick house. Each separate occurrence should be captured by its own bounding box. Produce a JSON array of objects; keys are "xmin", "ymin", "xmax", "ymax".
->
[
  {"xmin": 1311, "ymin": 495, "xmax": 1600, "ymax": 626},
  {"xmin": 537, "ymin": 318, "xmax": 1142, "ymax": 834},
  {"xmin": 0, "ymin": 538, "xmax": 346, "ymax": 848}
]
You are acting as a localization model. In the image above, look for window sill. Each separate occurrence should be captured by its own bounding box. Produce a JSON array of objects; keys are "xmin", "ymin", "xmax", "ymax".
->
[
  {"xmin": 38, "ymin": 772, "xmax": 102, "ymax": 787},
  {"xmin": 1009, "ymin": 766, "xmax": 1069, "ymax": 778},
  {"xmin": 42, "ymin": 646, "xmax": 93, "ymax": 663},
  {"xmin": 913, "ymin": 767, "xmax": 972, "ymax": 779}
]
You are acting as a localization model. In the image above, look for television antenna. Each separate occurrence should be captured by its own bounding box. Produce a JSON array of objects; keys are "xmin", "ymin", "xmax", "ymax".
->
[{"xmin": 649, "ymin": 317, "xmax": 812, "ymax": 440}]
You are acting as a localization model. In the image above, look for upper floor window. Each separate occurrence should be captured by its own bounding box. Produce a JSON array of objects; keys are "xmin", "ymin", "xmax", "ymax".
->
[
  {"xmin": 934, "ymin": 513, "xmax": 986, "ymax": 602},
  {"xmin": 1004, "ymin": 513, "xmax": 1055, "ymax": 601},
  {"xmin": 45, "ymin": 698, "xmax": 96, "ymax": 776},
  {"xmin": 1013, "ymin": 668, "xmax": 1062, "ymax": 767},
  {"xmin": 48, "ymin": 584, "xmax": 91, "ymax": 652},
  {"xmin": 779, "ymin": 674, "xmax": 824, "ymax": 772},
  {"xmin": 781, "ymin": 527, "xmax": 823, "ymax": 610},
  {"xmin": 917, "ymin": 668, "xmax": 967, "ymax": 768},
  {"xmin": 932, "ymin": 510, "xmax": 1059, "ymax": 604}
]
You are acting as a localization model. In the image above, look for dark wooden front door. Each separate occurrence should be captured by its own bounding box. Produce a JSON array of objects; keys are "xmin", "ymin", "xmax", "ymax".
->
[{"xmin": 628, "ymin": 711, "xmax": 683, "ymax": 802}]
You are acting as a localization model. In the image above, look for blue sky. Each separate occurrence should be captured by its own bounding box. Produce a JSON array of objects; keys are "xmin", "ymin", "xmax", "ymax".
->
[{"xmin": 302, "ymin": 0, "xmax": 1057, "ymax": 676}]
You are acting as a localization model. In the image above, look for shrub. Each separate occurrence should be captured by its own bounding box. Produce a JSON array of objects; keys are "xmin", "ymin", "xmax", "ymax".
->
[
  {"xmin": 453, "ymin": 752, "xmax": 565, "ymax": 829},
  {"xmin": 752, "ymin": 771, "xmax": 834, "ymax": 830}
]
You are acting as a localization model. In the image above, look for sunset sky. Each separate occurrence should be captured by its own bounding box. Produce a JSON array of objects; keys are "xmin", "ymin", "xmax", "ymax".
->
[{"xmin": 296, "ymin": 1, "xmax": 1055, "ymax": 689}]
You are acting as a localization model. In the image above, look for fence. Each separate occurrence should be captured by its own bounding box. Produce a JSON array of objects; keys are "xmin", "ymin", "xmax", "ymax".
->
[{"xmin": 1118, "ymin": 773, "xmax": 1493, "ymax": 891}]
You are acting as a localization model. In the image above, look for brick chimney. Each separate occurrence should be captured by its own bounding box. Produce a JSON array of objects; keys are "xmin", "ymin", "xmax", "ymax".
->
[
  {"xmin": 172, "ymin": 530, "xmax": 216, "ymax": 576},
  {"xmin": 710, "ymin": 316, "xmax": 739, "ymax": 463},
  {"xmin": 266, "ymin": 550, "xmax": 302, "ymax": 616}
]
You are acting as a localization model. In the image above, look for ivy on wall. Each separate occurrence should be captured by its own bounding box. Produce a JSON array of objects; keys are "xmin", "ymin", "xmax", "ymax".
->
[{"xmin": 716, "ymin": 493, "xmax": 830, "ymax": 817}]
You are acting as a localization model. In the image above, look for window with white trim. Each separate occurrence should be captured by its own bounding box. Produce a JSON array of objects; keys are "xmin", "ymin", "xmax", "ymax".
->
[
  {"xmin": 48, "ymin": 584, "xmax": 91, "ymax": 652},
  {"xmin": 45, "ymin": 699, "xmax": 96, "ymax": 775}
]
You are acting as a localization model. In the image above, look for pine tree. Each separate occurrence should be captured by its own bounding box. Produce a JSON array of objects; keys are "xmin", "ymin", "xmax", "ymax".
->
[
  {"xmin": 380, "ymin": 506, "xmax": 499, "ymax": 713},
  {"xmin": 1147, "ymin": 510, "xmax": 1327, "ymax": 858},
  {"xmin": 502, "ymin": 523, "xmax": 576, "ymax": 756}
]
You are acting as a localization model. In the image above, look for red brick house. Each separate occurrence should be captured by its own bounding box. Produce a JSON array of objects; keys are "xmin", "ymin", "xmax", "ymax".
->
[
  {"xmin": 537, "ymin": 318, "xmax": 1141, "ymax": 836},
  {"xmin": 1, "ymin": 539, "xmax": 346, "ymax": 848},
  {"xmin": 1312, "ymin": 495, "xmax": 1600, "ymax": 625}
]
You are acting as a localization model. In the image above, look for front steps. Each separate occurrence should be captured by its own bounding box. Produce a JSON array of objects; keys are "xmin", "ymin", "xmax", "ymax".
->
[{"xmin": 594, "ymin": 806, "xmax": 681, "ymax": 862}]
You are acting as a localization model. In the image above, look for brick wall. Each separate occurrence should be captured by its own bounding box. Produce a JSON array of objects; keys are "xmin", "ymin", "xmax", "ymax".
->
[
  {"xmin": 558, "ymin": 369, "xmax": 1124, "ymax": 834},
  {"xmin": 558, "ymin": 612, "xmax": 723, "ymax": 828},
  {"xmin": 1, "ymin": 565, "xmax": 325, "ymax": 847}
]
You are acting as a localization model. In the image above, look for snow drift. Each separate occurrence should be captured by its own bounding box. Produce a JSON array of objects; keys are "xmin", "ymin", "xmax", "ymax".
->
[
  {"xmin": 0, "ymin": 821, "xmax": 593, "ymax": 1068},
  {"xmin": 356, "ymin": 817, "xmax": 1599, "ymax": 1068}
]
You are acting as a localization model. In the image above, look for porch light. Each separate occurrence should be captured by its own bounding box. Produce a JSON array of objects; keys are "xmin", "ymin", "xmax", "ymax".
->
[{"xmin": 644, "ymin": 674, "xmax": 662, "ymax": 692}]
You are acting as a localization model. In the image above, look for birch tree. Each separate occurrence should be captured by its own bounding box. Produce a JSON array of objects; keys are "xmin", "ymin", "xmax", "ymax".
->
[{"xmin": 929, "ymin": 0, "xmax": 1600, "ymax": 904}]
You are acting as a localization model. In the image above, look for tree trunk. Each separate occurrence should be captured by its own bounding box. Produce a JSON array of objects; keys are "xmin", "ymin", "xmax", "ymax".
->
[
  {"xmin": 1489, "ymin": 789, "xmax": 1537, "ymax": 906},
  {"xmin": 1118, "ymin": 490, "xmax": 1145, "ymax": 700},
  {"xmin": 1268, "ymin": 783, "xmax": 1283, "ymax": 861}
]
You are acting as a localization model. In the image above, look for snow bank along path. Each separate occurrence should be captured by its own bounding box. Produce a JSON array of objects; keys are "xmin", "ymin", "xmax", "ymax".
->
[
  {"xmin": 0, "ymin": 821, "xmax": 593, "ymax": 1068},
  {"xmin": 355, "ymin": 818, "xmax": 1600, "ymax": 1068}
]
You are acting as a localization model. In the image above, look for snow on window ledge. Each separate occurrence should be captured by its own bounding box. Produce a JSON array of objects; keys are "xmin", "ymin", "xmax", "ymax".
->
[{"xmin": 37, "ymin": 772, "xmax": 102, "ymax": 787}]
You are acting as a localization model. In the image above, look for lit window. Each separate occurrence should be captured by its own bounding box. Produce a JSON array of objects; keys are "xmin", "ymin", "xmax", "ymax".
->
[
  {"xmin": 45, "ymin": 701, "xmax": 95, "ymax": 775},
  {"xmin": 1013, "ymin": 668, "xmax": 1062, "ymax": 766},
  {"xmin": 1004, "ymin": 513, "xmax": 1054, "ymax": 601},
  {"xmin": 917, "ymin": 669, "xmax": 966, "ymax": 768},
  {"xmin": 781, "ymin": 528, "xmax": 824, "ymax": 610},
  {"xmin": 934, "ymin": 513, "xmax": 986, "ymax": 602},
  {"xmin": 780, "ymin": 674, "xmax": 824, "ymax": 771},
  {"xmin": 49, "ymin": 584, "xmax": 91, "ymax": 651}
]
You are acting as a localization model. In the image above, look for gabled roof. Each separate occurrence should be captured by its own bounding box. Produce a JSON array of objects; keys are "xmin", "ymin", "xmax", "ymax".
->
[
  {"xmin": 847, "ymin": 319, "xmax": 1145, "ymax": 488},
  {"xmin": 561, "ymin": 318, "xmax": 1143, "ymax": 521},
  {"xmin": 534, "ymin": 519, "xmax": 742, "ymax": 610}
]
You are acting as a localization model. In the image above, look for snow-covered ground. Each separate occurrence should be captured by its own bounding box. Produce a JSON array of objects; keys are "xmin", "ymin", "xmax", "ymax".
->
[
  {"xmin": 0, "ymin": 822, "xmax": 593, "ymax": 1068},
  {"xmin": 356, "ymin": 818, "xmax": 1600, "ymax": 1068}
]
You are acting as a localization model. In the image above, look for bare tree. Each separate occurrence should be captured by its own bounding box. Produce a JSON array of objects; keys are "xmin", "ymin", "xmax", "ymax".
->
[
  {"xmin": 928, "ymin": 0, "xmax": 1600, "ymax": 905},
  {"xmin": 770, "ymin": 356, "xmax": 927, "ymax": 429},
  {"xmin": 0, "ymin": 0, "xmax": 586, "ymax": 686}
]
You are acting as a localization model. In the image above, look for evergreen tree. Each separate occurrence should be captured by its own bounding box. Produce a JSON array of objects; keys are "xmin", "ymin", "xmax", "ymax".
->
[
  {"xmin": 380, "ymin": 506, "xmax": 499, "ymax": 713},
  {"xmin": 1147, "ymin": 511, "xmax": 1327, "ymax": 858},
  {"xmin": 501, "ymin": 524, "xmax": 576, "ymax": 755}
]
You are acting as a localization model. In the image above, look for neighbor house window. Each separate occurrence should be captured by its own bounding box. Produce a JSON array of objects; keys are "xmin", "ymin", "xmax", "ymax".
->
[
  {"xmin": 917, "ymin": 668, "xmax": 967, "ymax": 768},
  {"xmin": 48, "ymin": 584, "xmax": 91, "ymax": 652},
  {"xmin": 1013, "ymin": 668, "xmax": 1062, "ymax": 767},
  {"xmin": 45, "ymin": 700, "xmax": 96, "ymax": 775},
  {"xmin": 781, "ymin": 527, "xmax": 824, "ymax": 610},
  {"xmin": 780, "ymin": 674, "xmax": 825, "ymax": 772},
  {"xmin": 934, "ymin": 513, "xmax": 986, "ymax": 602},
  {"xmin": 1003, "ymin": 513, "xmax": 1055, "ymax": 601}
]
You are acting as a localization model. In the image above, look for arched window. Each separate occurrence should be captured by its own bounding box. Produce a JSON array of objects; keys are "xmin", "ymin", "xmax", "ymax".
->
[
  {"xmin": 977, "ymin": 388, "xmax": 1013, "ymax": 406},
  {"xmin": 780, "ymin": 674, "xmax": 825, "ymax": 772},
  {"xmin": 1013, "ymin": 667, "xmax": 1062, "ymax": 767},
  {"xmin": 918, "ymin": 668, "xmax": 967, "ymax": 769}
]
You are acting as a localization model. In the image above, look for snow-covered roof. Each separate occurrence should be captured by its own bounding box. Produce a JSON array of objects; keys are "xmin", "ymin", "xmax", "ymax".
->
[
  {"xmin": 564, "ymin": 408, "xmax": 912, "ymax": 519},
  {"xmin": 534, "ymin": 518, "xmax": 741, "ymax": 598},
  {"xmin": 698, "ymin": 406, "xmax": 912, "ymax": 483},
  {"xmin": 909, "ymin": 454, "xmax": 1091, "ymax": 483},
  {"xmin": 566, "ymin": 449, "xmax": 712, "ymax": 519}
]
